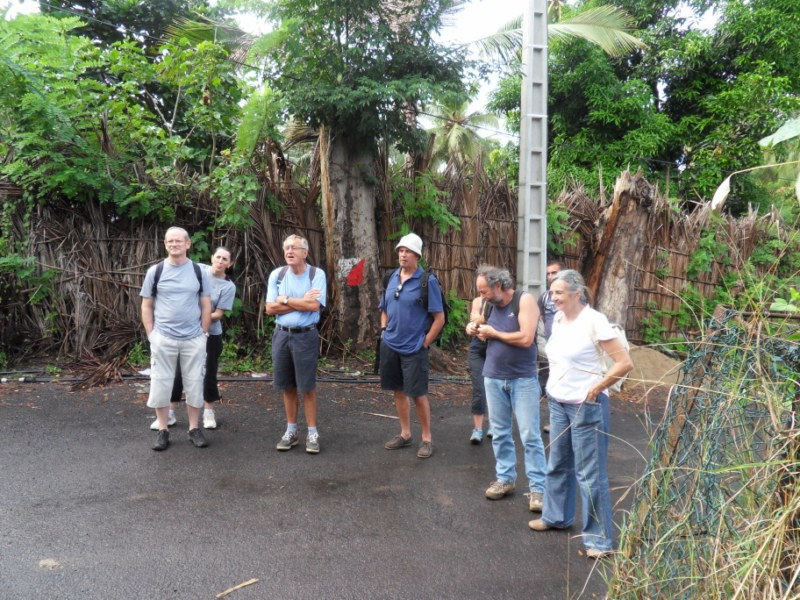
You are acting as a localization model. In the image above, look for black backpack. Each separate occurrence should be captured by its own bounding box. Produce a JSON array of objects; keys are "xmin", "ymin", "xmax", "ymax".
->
[
  {"xmin": 151, "ymin": 260, "xmax": 203, "ymax": 297},
  {"xmin": 382, "ymin": 268, "xmax": 448, "ymax": 332}
]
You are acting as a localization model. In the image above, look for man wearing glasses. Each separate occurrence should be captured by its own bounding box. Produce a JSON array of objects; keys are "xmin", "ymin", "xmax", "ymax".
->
[
  {"xmin": 379, "ymin": 233, "xmax": 445, "ymax": 459},
  {"xmin": 265, "ymin": 234, "xmax": 327, "ymax": 454}
]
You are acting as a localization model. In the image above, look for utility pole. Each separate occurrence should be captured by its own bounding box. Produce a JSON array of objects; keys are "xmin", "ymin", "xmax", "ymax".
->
[{"xmin": 517, "ymin": 0, "xmax": 548, "ymax": 295}]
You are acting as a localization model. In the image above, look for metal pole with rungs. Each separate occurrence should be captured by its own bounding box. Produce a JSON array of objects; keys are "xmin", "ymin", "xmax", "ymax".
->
[{"xmin": 517, "ymin": 0, "xmax": 548, "ymax": 295}]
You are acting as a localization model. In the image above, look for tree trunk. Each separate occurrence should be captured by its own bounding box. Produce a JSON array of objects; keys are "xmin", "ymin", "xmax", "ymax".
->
[
  {"xmin": 585, "ymin": 170, "xmax": 656, "ymax": 325},
  {"xmin": 320, "ymin": 130, "xmax": 381, "ymax": 346}
]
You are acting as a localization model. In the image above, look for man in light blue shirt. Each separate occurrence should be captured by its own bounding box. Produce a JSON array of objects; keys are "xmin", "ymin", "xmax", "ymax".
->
[
  {"xmin": 265, "ymin": 234, "xmax": 327, "ymax": 454},
  {"xmin": 140, "ymin": 226, "xmax": 212, "ymax": 451}
]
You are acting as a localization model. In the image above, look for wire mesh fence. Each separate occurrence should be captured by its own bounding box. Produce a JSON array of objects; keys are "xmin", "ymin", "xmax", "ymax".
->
[{"xmin": 610, "ymin": 308, "xmax": 800, "ymax": 599}]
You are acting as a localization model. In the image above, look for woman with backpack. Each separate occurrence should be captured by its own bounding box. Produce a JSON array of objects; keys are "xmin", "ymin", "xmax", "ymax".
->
[{"xmin": 528, "ymin": 269, "xmax": 633, "ymax": 559}]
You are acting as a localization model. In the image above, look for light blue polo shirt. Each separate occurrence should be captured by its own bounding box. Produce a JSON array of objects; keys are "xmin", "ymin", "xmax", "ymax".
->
[
  {"xmin": 380, "ymin": 267, "xmax": 444, "ymax": 355},
  {"xmin": 266, "ymin": 264, "xmax": 327, "ymax": 327}
]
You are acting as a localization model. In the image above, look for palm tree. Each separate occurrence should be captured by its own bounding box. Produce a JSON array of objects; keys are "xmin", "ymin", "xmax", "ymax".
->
[
  {"xmin": 470, "ymin": 3, "xmax": 647, "ymax": 63},
  {"xmin": 426, "ymin": 98, "xmax": 499, "ymax": 168}
]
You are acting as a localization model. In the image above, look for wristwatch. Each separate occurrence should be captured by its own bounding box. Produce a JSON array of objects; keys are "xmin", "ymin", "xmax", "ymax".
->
[{"xmin": 282, "ymin": 296, "xmax": 289, "ymax": 305}]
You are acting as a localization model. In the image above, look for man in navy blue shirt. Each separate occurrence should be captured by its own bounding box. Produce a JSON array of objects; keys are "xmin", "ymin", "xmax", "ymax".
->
[{"xmin": 379, "ymin": 233, "xmax": 444, "ymax": 459}]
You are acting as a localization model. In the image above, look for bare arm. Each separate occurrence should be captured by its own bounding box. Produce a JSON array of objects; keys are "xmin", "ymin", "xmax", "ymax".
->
[
  {"xmin": 477, "ymin": 294, "xmax": 539, "ymax": 347},
  {"xmin": 266, "ymin": 288, "xmax": 322, "ymax": 315},
  {"xmin": 380, "ymin": 310, "xmax": 388, "ymax": 330},
  {"xmin": 586, "ymin": 338, "xmax": 634, "ymax": 402},
  {"xmin": 200, "ymin": 296, "xmax": 212, "ymax": 333},
  {"xmin": 465, "ymin": 297, "xmax": 483, "ymax": 336},
  {"xmin": 141, "ymin": 297, "xmax": 154, "ymax": 336},
  {"xmin": 210, "ymin": 308, "xmax": 225, "ymax": 322}
]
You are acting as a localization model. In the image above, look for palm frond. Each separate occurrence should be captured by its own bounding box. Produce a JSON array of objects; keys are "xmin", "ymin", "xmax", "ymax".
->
[
  {"xmin": 469, "ymin": 15, "xmax": 523, "ymax": 63},
  {"xmin": 549, "ymin": 6, "xmax": 647, "ymax": 57},
  {"xmin": 165, "ymin": 16, "xmax": 255, "ymax": 59},
  {"xmin": 283, "ymin": 119, "xmax": 318, "ymax": 149}
]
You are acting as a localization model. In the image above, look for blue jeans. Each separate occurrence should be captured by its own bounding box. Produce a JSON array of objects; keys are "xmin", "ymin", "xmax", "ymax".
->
[
  {"xmin": 483, "ymin": 376, "xmax": 546, "ymax": 492},
  {"xmin": 542, "ymin": 394, "xmax": 614, "ymax": 551}
]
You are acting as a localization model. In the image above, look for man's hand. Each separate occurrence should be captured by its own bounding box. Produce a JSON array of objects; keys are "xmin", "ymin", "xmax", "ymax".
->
[
  {"xmin": 476, "ymin": 323, "xmax": 496, "ymax": 341},
  {"xmin": 465, "ymin": 321, "xmax": 480, "ymax": 336},
  {"xmin": 303, "ymin": 288, "xmax": 322, "ymax": 301}
]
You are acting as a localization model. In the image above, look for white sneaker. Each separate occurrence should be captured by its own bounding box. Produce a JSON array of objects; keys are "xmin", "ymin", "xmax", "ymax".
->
[
  {"xmin": 203, "ymin": 409, "xmax": 217, "ymax": 429},
  {"xmin": 149, "ymin": 410, "xmax": 176, "ymax": 430}
]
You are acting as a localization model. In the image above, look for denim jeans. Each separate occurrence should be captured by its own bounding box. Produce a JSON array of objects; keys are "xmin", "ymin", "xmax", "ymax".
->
[
  {"xmin": 542, "ymin": 393, "xmax": 614, "ymax": 551},
  {"xmin": 483, "ymin": 376, "xmax": 546, "ymax": 492}
]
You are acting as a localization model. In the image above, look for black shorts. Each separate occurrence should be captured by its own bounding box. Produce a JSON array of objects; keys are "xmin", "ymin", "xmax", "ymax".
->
[
  {"xmin": 272, "ymin": 328, "xmax": 319, "ymax": 394},
  {"xmin": 379, "ymin": 340, "xmax": 429, "ymax": 398}
]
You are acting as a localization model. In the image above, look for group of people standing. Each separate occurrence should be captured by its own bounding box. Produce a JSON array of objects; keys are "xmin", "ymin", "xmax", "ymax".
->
[{"xmin": 139, "ymin": 227, "xmax": 633, "ymax": 559}]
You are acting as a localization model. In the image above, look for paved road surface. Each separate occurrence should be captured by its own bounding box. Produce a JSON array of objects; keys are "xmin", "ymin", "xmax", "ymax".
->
[{"xmin": 0, "ymin": 379, "xmax": 650, "ymax": 599}]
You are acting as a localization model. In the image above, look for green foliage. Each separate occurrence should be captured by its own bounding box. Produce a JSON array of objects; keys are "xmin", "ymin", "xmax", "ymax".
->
[
  {"xmin": 437, "ymin": 289, "xmax": 468, "ymax": 349},
  {"xmin": 392, "ymin": 170, "xmax": 461, "ymax": 234},
  {"xmin": 0, "ymin": 351, "xmax": 7, "ymax": 370},
  {"xmin": 686, "ymin": 228, "xmax": 730, "ymax": 279},
  {"xmin": 545, "ymin": 201, "xmax": 577, "ymax": 255},
  {"xmin": 260, "ymin": 0, "xmax": 467, "ymax": 153},
  {"xmin": 219, "ymin": 325, "xmax": 271, "ymax": 373},
  {"xmin": 235, "ymin": 87, "xmax": 283, "ymax": 158},
  {"xmin": 127, "ymin": 341, "xmax": 150, "ymax": 367},
  {"xmin": 769, "ymin": 288, "xmax": 800, "ymax": 312}
]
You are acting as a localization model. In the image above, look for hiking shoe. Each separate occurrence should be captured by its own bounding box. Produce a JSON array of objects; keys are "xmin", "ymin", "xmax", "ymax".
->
[
  {"xmin": 543, "ymin": 424, "xmax": 550, "ymax": 434},
  {"xmin": 528, "ymin": 491, "xmax": 544, "ymax": 512},
  {"xmin": 485, "ymin": 480, "xmax": 515, "ymax": 500},
  {"xmin": 417, "ymin": 441, "xmax": 433, "ymax": 459},
  {"xmin": 528, "ymin": 518, "xmax": 553, "ymax": 531},
  {"xmin": 469, "ymin": 428, "xmax": 484, "ymax": 444},
  {"xmin": 486, "ymin": 428, "xmax": 494, "ymax": 439},
  {"xmin": 203, "ymin": 409, "xmax": 217, "ymax": 430},
  {"xmin": 306, "ymin": 432, "xmax": 320, "ymax": 454},
  {"xmin": 152, "ymin": 429, "xmax": 170, "ymax": 451},
  {"xmin": 276, "ymin": 430, "xmax": 299, "ymax": 451},
  {"xmin": 384, "ymin": 434, "xmax": 413, "ymax": 450},
  {"xmin": 188, "ymin": 428, "xmax": 208, "ymax": 448},
  {"xmin": 579, "ymin": 548, "xmax": 614, "ymax": 560},
  {"xmin": 150, "ymin": 410, "xmax": 176, "ymax": 430}
]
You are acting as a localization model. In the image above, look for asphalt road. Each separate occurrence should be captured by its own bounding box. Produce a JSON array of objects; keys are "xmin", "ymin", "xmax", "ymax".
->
[{"xmin": 0, "ymin": 379, "xmax": 651, "ymax": 599}]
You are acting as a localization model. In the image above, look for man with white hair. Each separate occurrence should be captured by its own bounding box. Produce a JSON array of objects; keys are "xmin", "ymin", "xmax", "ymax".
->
[
  {"xmin": 140, "ymin": 226, "xmax": 212, "ymax": 451},
  {"xmin": 379, "ymin": 232, "xmax": 445, "ymax": 459},
  {"xmin": 265, "ymin": 234, "xmax": 327, "ymax": 454}
]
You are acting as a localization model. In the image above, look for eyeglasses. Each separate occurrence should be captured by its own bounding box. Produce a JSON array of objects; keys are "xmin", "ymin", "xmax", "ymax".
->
[
  {"xmin": 283, "ymin": 245, "xmax": 306, "ymax": 252},
  {"xmin": 394, "ymin": 283, "xmax": 404, "ymax": 299}
]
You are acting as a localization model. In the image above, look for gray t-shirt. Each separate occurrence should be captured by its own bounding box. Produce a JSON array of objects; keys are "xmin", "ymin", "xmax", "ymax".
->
[
  {"xmin": 140, "ymin": 259, "xmax": 212, "ymax": 340},
  {"xmin": 201, "ymin": 264, "xmax": 236, "ymax": 336}
]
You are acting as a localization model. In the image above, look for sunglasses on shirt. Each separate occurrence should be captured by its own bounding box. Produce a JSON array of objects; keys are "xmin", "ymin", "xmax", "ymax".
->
[{"xmin": 394, "ymin": 283, "xmax": 404, "ymax": 299}]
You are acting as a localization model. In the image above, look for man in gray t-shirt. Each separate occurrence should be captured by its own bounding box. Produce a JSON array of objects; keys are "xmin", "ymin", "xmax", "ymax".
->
[{"xmin": 140, "ymin": 226, "xmax": 212, "ymax": 451}]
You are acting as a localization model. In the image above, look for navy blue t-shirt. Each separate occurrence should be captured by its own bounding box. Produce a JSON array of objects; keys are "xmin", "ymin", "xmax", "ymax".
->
[
  {"xmin": 483, "ymin": 293, "xmax": 538, "ymax": 379},
  {"xmin": 380, "ymin": 267, "xmax": 444, "ymax": 355}
]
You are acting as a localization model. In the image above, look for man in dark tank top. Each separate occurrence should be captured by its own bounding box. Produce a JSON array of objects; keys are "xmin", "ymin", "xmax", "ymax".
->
[{"xmin": 466, "ymin": 265, "xmax": 547, "ymax": 518}]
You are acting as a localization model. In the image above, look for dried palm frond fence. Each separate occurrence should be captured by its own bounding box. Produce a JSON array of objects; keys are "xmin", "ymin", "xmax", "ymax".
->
[
  {"xmin": 609, "ymin": 307, "xmax": 800, "ymax": 598},
  {"xmin": 549, "ymin": 170, "xmax": 786, "ymax": 348},
  {"xmin": 0, "ymin": 165, "xmax": 788, "ymax": 379}
]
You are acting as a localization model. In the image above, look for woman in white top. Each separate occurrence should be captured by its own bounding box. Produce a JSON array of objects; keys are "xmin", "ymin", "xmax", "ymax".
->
[{"xmin": 528, "ymin": 269, "xmax": 633, "ymax": 559}]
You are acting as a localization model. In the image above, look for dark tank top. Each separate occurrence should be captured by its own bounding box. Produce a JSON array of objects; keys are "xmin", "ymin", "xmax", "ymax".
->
[{"xmin": 482, "ymin": 293, "xmax": 537, "ymax": 379}]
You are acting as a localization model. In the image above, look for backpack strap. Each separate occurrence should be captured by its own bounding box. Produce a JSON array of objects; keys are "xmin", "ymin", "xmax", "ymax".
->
[
  {"xmin": 419, "ymin": 269, "xmax": 430, "ymax": 309},
  {"xmin": 152, "ymin": 260, "xmax": 202, "ymax": 297},
  {"xmin": 192, "ymin": 262, "xmax": 203, "ymax": 295},
  {"xmin": 537, "ymin": 291, "xmax": 547, "ymax": 318},
  {"xmin": 382, "ymin": 269, "xmax": 398, "ymax": 304},
  {"xmin": 480, "ymin": 297, "xmax": 492, "ymax": 321},
  {"xmin": 510, "ymin": 289, "xmax": 524, "ymax": 316},
  {"xmin": 151, "ymin": 260, "xmax": 165, "ymax": 297}
]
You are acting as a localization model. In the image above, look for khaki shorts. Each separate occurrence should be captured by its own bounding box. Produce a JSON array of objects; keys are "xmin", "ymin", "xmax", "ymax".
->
[{"xmin": 146, "ymin": 330, "xmax": 207, "ymax": 409}]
